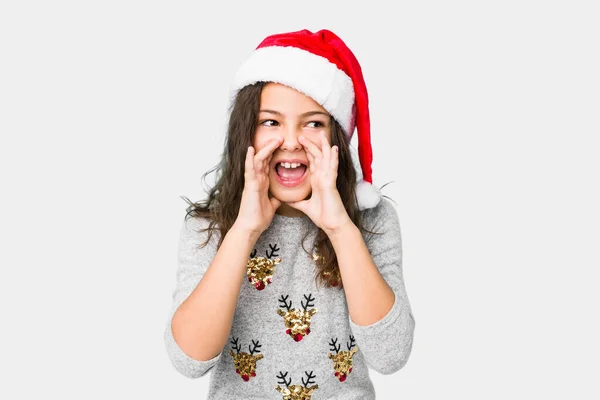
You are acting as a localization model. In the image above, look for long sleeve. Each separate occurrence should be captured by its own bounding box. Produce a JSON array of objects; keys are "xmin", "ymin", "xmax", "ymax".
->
[
  {"xmin": 163, "ymin": 216, "xmax": 222, "ymax": 379},
  {"xmin": 349, "ymin": 199, "xmax": 416, "ymax": 375}
]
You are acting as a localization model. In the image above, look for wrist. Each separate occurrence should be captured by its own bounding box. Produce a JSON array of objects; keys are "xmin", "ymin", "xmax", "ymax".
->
[
  {"xmin": 230, "ymin": 221, "xmax": 262, "ymax": 244},
  {"xmin": 324, "ymin": 218, "xmax": 357, "ymax": 241}
]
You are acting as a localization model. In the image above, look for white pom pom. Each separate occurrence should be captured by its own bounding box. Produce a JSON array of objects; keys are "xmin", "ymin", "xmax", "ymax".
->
[{"xmin": 356, "ymin": 180, "xmax": 381, "ymax": 210}]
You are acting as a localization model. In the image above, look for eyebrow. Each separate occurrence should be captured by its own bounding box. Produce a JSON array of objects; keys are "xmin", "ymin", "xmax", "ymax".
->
[{"xmin": 259, "ymin": 109, "xmax": 330, "ymax": 118}]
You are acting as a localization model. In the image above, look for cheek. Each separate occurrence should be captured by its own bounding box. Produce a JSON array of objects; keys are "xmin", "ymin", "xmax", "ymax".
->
[
  {"xmin": 325, "ymin": 129, "xmax": 333, "ymax": 145},
  {"xmin": 253, "ymin": 128, "xmax": 281, "ymax": 150},
  {"xmin": 303, "ymin": 128, "xmax": 332, "ymax": 146}
]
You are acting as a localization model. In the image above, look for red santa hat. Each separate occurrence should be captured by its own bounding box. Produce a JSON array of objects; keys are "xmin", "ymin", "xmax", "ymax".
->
[{"xmin": 231, "ymin": 29, "xmax": 381, "ymax": 210}]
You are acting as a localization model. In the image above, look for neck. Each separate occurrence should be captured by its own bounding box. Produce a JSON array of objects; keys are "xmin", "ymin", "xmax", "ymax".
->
[{"xmin": 275, "ymin": 203, "xmax": 305, "ymax": 218}]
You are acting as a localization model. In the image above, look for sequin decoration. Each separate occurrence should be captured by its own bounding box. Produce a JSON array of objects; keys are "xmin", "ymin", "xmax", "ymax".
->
[
  {"xmin": 277, "ymin": 294, "xmax": 317, "ymax": 342},
  {"xmin": 312, "ymin": 253, "xmax": 341, "ymax": 287},
  {"xmin": 328, "ymin": 335, "xmax": 358, "ymax": 382},
  {"xmin": 229, "ymin": 337, "xmax": 263, "ymax": 382},
  {"xmin": 275, "ymin": 371, "xmax": 318, "ymax": 400},
  {"xmin": 247, "ymin": 244, "xmax": 282, "ymax": 290}
]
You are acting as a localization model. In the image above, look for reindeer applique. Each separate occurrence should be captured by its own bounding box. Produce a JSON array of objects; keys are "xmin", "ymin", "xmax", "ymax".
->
[
  {"xmin": 247, "ymin": 243, "xmax": 282, "ymax": 290},
  {"xmin": 275, "ymin": 371, "xmax": 318, "ymax": 399},
  {"xmin": 277, "ymin": 294, "xmax": 317, "ymax": 342},
  {"xmin": 229, "ymin": 337, "xmax": 263, "ymax": 382},
  {"xmin": 328, "ymin": 335, "xmax": 358, "ymax": 382}
]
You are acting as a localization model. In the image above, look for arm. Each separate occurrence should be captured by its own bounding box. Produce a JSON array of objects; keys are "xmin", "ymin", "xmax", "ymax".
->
[
  {"xmin": 328, "ymin": 198, "xmax": 415, "ymax": 374},
  {"xmin": 165, "ymin": 140, "xmax": 281, "ymax": 378},
  {"xmin": 164, "ymin": 216, "xmax": 259, "ymax": 379},
  {"xmin": 287, "ymin": 134, "xmax": 415, "ymax": 373}
]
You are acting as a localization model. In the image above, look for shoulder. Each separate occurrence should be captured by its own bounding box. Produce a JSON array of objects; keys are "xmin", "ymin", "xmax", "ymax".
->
[
  {"xmin": 181, "ymin": 214, "xmax": 212, "ymax": 232},
  {"xmin": 179, "ymin": 214, "xmax": 221, "ymax": 250},
  {"xmin": 358, "ymin": 197, "xmax": 402, "ymax": 250},
  {"xmin": 360, "ymin": 196, "xmax": 400, "ymax": 230}
]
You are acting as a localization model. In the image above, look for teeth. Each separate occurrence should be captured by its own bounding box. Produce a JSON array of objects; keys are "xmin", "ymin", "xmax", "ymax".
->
[{"xmin": 279, "ymin": 162, "xmax": 302, "ymax": 169}]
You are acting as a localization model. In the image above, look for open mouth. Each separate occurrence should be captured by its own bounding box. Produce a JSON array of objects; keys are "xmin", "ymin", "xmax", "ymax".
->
[{"xmin": 273, "ymin": 160, "xmax": 308, "ymax": 187}]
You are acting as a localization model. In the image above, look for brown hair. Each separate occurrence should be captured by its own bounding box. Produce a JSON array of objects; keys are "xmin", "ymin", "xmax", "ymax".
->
[{"xmin": 181, "ymin": 82, "xmax": 377, "ymax": 288}]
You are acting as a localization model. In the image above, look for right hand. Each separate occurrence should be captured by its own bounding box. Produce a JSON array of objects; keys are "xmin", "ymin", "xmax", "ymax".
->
[{"xmin": 234, "ymin": 138, "xmax": 282, "ymax": 236}]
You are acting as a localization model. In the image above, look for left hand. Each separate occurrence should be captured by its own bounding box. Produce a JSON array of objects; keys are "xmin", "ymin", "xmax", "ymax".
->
[{"xmin": 286, "ymin": 132, "xmax": 353, "ymax": 235}]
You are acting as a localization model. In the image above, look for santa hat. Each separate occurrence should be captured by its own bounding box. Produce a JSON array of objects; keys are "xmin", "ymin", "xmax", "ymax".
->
[{"xmin": 231, "ymin": 29, "xmax": 381, "ymax": 210}]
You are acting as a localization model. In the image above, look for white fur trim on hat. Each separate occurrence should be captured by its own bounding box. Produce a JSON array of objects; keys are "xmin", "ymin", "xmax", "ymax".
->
[{"xmin": 231, "ymin": 46, "xmax": 356, "ymax": 135}]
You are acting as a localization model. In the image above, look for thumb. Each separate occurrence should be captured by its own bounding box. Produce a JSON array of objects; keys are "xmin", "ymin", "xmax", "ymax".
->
[
  {"xmin": 269, "ymin": 196, "xmax": 281, "ymax": 210},
  {"xmin": 286, "ymin": 200, "xmax": 308, "ymax": 213}
]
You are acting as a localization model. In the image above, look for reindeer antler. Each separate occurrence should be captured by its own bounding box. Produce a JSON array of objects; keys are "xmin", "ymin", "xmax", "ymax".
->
[
  {"xmin": 276, "ymin": 371, "xmax": 291, "ymax": 387},
  {"xmin": 249, "ymin": 339, "xmax": 262, "ymax": 355},
  {"xmin": 302, "ymin": 370, "xmax": 317, "ymax": 387},
  {"xmin": 347, "ymin": 334, "xmax": 356, "ymax": 351},
  {"xmin": 278, "ymin": 294, "xmax": 292, "ymax": 311},
  {"xmin": 230, "ymin": 337, "xmax": 241, "ymax": 353},
  {"xmin": 301, "ymin": 293, "xmax": 316, "ymax": 311},
  {"xmin": 250, "ymin": 249, "xmax": 257, "ymax": 258},
  {"xmin": 266, "ymin": 243, "xmax": 280, "ymax": 259},
  {"xmin": 329, "ymin": 338, "xmax": 341, "ymax": 354}
]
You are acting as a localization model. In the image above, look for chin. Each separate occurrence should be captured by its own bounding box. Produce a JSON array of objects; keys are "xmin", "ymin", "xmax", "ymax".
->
[{"xmin": 269, "ymin": 181, "xmax": 311, "ymax": 204}]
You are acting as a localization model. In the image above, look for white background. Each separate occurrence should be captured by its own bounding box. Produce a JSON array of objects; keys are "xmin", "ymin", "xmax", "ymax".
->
[{"xmin": 1, "ymin": 1, "xmax": 599, "ymax": 399}]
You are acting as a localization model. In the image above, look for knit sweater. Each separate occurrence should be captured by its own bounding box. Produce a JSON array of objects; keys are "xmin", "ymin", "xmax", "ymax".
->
[{"xmin": 163, "ymin": 198, "xmax": 415, "ymax": 400}]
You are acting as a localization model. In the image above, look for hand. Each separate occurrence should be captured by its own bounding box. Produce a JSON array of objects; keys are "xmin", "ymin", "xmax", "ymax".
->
[
  {"xmin": 287, "ymin": 132, "xmax": 353, "ymax": 235},
  {"xmin": 234, "ymin": 138, "xmax": 282, "ymax": 237}
]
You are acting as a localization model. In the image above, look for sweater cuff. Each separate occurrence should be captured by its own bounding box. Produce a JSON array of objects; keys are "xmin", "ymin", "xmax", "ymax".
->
[
  {"xmin": 164, "ymin": 318, "xmax": 221, "ymax": 378},
  {"xmin": 348, "ymin": 290, "xmax": 403, "ymax": 336}
]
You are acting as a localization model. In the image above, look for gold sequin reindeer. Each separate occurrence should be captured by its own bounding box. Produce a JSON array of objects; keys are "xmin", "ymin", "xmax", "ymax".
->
[
  {"xmin": 275, "ymin": 370, "xmax": 318, "ymax": 399},
  {"xmin": 328, "ymin": 335, "xmax": 358, "ymax": 382},
  {"xmin": 229, "ymin": 337, "xmax": 263, "ymax": 382},
  {"xmin": 277, "ymin": 294, "xmax": 317, "ymax": 342},
  {"xmin": 247, "ymin": 244, "xmax": 282, "ymax": 290}
]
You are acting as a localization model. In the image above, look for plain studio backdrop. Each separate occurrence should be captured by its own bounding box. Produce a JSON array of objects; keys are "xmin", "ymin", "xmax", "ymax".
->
[{"xmin": 1, "ymin": 1, "xmax": 598, "ymax": 399}]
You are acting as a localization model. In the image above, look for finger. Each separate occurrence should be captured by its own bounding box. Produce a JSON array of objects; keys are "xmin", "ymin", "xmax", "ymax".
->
[
  {"xmin": 319, "ymin": 130, "xmax": 331, "ymax": 147},
  {"xmin": 286, "ymin": 200, "xmax": 308, "ymax": 213},
  {"xmin": 320, "ymin": 132, "xmax": 331, "ymax": 173},
  {"xmin": 330, "ymin": 145, "xmax": 339, "ymax": 178},
  {"xmin": 263, "ymin": 153, "xmax": 274, "ymax": 175},
  {"xmin": 255, "ymin": 138, "xmax": 282, "ymax": 163},
  {"xmin": 299, "ymin": 136, "xmax": 322, "ymax": 167},
  {"xmin": 245, "ymin": 146, "xmax": 256, "ymax": 180},
  {"xmin": 306, "ymin": 150, "xmax": 315, "ymax": 173},
  {"xmin": 255, "ymin": 139, "xmax": 281, "ymax": 174},
  {"xmin": 269, "ymin": 196, "xmax": 281, "ymax": 210},
  {"xmin": 299, "ymin": 135, "xmax": 322, "ymax": 156}
]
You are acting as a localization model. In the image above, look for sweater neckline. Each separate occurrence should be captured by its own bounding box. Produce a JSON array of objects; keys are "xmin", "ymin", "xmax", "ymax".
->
[{"xmin": 272, "ymin": 212, "xmax": 312, "ymax": 226}]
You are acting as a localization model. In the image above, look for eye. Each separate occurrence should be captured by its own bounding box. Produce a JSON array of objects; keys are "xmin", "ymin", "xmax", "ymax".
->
[
  {"xmin": 260, "ymin": 119, "xmax": 279, "ymax": 127},
  {"xmin": 306, "ymin": 121, "xmax": 325, "ymax": 128}
]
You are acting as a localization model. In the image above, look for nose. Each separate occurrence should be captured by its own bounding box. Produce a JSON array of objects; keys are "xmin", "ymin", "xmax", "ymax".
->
[{"xmin": 279, "ymin": 125, "xmax": 302, "ymax": 152}]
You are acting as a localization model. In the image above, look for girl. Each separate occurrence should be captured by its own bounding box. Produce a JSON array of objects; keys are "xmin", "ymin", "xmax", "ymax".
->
[{"xmin": 164, "ymin": 29, "xmax": 415, "ymax": 399}]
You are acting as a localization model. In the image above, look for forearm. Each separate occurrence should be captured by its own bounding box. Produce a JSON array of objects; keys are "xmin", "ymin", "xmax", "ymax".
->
[
  {"xmin": 171, "ymin": 224, "xmax": 259, "ymax": 361},
  {"xmin": 328, "ymin": 223, "xmax": 395, "ymax": 326}
]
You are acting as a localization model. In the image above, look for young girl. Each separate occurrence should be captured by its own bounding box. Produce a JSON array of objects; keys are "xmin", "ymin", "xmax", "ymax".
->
[{"xmin": 164, "ymin": 29, "xmax": 415, "ymax": 399}]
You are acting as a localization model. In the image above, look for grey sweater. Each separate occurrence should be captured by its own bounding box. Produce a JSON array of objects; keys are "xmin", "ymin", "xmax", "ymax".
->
[{"xmin": 164, "ymin": 198, "xmax": 415, "ymax": 400}]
